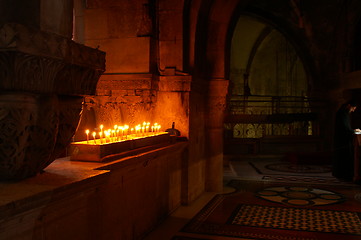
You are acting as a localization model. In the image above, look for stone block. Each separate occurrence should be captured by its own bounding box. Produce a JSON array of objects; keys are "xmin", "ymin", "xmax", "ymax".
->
[
  {"xmin": 84, "ymin": 9, "xmax": 109, "ymax": 39},
  {"xmin": 159, "ymin": 40, "xmax": 183, "ymax": 70},
  {"xmin": 86, "ymin": 38, "xmax": 150, "ymax": 73}
]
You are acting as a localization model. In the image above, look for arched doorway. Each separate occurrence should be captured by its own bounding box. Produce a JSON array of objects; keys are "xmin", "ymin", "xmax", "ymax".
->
[{"xmin": 224, "ymin": 14, "xmax": 323, "ymax": 156}]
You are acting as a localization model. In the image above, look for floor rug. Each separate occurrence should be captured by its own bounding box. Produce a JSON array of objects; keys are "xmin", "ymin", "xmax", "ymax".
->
[{"xmin": 182, "ymin": 180, "xmax": 361, "ymax": 240}]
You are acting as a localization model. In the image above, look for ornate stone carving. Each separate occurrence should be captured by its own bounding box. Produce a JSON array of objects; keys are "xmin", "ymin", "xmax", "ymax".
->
[
  {"xmin": 50, "ymin": 96, "xmax": 84, "ymax": 162},
  {"xmin": 0, "ymin": 94, "xmax": 85, "ymax": 181},
  {"xmin": 0, "ymin": 23, "xmax": 105, "ymax": 180},
  {"xmin": 0, "ymin": 93, "xmax": 57, "ymax": 180},
  {"xmin": 0, "ymin": 23, "xmax": 105, "ymax": 69}
]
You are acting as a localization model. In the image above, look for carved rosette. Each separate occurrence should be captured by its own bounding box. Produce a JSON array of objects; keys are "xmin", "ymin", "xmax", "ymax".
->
[{"xmin": 0, "ymin": 23, "xmax": 105, "ymax": 180}]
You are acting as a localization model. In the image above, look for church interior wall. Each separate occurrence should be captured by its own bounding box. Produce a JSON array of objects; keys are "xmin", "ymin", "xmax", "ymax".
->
[{"xmin": 3, "ymin": 0, "xmax": 361, "ymax": 239}]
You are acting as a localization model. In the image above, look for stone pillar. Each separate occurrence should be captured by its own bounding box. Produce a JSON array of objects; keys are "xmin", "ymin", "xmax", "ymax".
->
[
  {"xmin": 0, "ymin": 23, "xmax": 105, "ymax": 180},
  {"xmin": 155, "ymin": 71, "xmax": 191, "ymax": 137},
  {"xmin": 205, "ymin": 79, "xmax": 229, "ymax": 192}
]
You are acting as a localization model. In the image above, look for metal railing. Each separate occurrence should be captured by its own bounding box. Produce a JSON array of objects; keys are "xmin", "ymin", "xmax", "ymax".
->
[{"xmin": 225, "ymin": 95, "xmax": 325, "ymax": 138}]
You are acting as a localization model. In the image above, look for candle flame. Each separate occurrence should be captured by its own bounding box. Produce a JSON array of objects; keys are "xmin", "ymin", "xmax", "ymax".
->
[{"xmin": 82, "ymin": 121, "xmax": 164, "ymax": 144}]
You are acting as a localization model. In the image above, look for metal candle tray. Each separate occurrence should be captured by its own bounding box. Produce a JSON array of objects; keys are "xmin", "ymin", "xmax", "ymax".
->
[{"xmin": 69, "ymin": 132, "xmax": 171, "ymax": 162}]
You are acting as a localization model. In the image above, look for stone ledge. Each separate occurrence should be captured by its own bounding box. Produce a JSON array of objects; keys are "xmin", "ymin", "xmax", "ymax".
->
[{"xmin": 0, "ymin": 141, "xmax": 187, "ymax": 221}]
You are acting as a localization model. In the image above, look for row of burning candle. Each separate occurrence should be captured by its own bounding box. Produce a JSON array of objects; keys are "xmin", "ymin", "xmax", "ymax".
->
[{"xmin": 84, "ymin": 122, "xmax": 162, "ymax": 144}]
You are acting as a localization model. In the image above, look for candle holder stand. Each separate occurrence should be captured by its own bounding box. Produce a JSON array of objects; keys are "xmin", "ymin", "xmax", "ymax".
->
[{"xmin": 69, "ymin": 132, "xmax": 172, "ymax": 162}]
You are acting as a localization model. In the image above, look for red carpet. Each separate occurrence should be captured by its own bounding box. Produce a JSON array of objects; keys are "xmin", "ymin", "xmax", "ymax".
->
[{"xmin": 182, "ymin": 180, "xmax": 361, "ymax": 240}]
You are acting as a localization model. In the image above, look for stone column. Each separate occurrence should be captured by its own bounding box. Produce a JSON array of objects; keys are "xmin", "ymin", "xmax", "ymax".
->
[{"xmin": 205, "ymin": 79, "xmax": 229, "ymax": 192}]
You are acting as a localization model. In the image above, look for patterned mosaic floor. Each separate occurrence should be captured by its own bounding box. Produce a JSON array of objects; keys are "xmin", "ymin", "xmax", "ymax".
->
[
  {"xmin": 256, "ymin": 186, "xmax": 345, "ymax": 206},
  {"xmin": 261, "ymin": 175, "xmax": 356, "ymax": 185},
  {"xmin": 182, "ymin": 180, "xmax": 361, "ymax": 240},
  {"xmin": 231, "ymin": 204, "xmax": 361, "ymax": 235},
  {"xmin": 227, "ymin": 156, "xmax": 357, "ymax": 186},
  {"xmin": 264, "ymin": 163, "xmax": 332, "ymax": 173},
  {"xmin": 249, "ymin": 161, "xmax": 332, "ymax": 176}
]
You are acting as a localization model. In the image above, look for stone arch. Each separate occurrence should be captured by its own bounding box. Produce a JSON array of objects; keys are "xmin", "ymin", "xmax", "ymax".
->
[
  {"xmin": 192, "ymin": 0, "xmax": 240, "ymax": 192},
  {"xmin": 226, "ymin": 4, "xmax": 318, "ymax": 96},
  {"xmin": 190, "ymin": 0, "xmax": 320, "ymax": 191}
]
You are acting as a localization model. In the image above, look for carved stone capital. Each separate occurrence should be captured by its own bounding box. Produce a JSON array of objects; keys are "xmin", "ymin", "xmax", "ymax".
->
[
  {"xmin": 0, "ymin": 23, "xmax": 105, "ymax": 70},
  {"xmin": 0, "ymin": 23, "xmax": 106, "ymax": 95},
  {"xmin": 0, "ymin": 23, "xmax": 105, "ymax": 179},
  {"xmin": 0, "ymin": 92, "xmax": 83, "ymax": 180}
]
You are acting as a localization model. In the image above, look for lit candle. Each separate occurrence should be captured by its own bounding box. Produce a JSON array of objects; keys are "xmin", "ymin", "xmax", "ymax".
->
[
  {"xmin": 111, "ymin": 130, "xmax": 115, "ymax": 142},
  {"xmin": 106, "ymin": 129, "xmax": 110, "ymax": 142},
  {"xmin": 92, "ymin": 132, "xmax": 96, "ymax": 144},
  {"xmin": 99, "ymin": 131, "xmax": 103, "ymax": 144},
  {"xmin": 153, "ymin": 123, "xmax": 158, "ymax": 134},
  {"xmin": 136, "ymin": 125, "xmax": 141, "ymax": 137},
  {"xmin": 124, "ymin": 125, "xmax": 129, "ymax": 138},
  {"xmin": 119, "ymin": 126, "xmax": 124, "ymax": 140},
  {"xmin": 105, "ymin": 131, "xmax": 110, "ymax": 143},
  {"xmin": 85, "ymin": 129, "xmax": 89, "ymax": 143},
  {"xmin": 116, "ymin": 129, "xmax": 119, "ymax": 141}
]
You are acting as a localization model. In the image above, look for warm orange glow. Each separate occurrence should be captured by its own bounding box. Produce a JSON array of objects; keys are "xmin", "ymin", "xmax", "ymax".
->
[
  {"xmin": 92, "ymin": 132, "xmax": 96, "ymax": 144},
  {"xmin": 105, "ymin": 130, "xmax": 110, "ymax": 143},
  {"xmin": 82, "ymin": 122, "xmax": 164, "ymax": 145},
  {"xmin": 85, "ymin": 129, "xmax": 90, "ymax": 143},
  {"xmin": 99, "ymin": 131, "xmax": 103, "ymax": 144}
]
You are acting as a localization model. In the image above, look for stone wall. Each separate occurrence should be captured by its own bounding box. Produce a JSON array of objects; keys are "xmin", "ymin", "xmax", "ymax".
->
[{"xmin": 0, "ymin": 142, "xmax": 187, "ymax": 240}]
